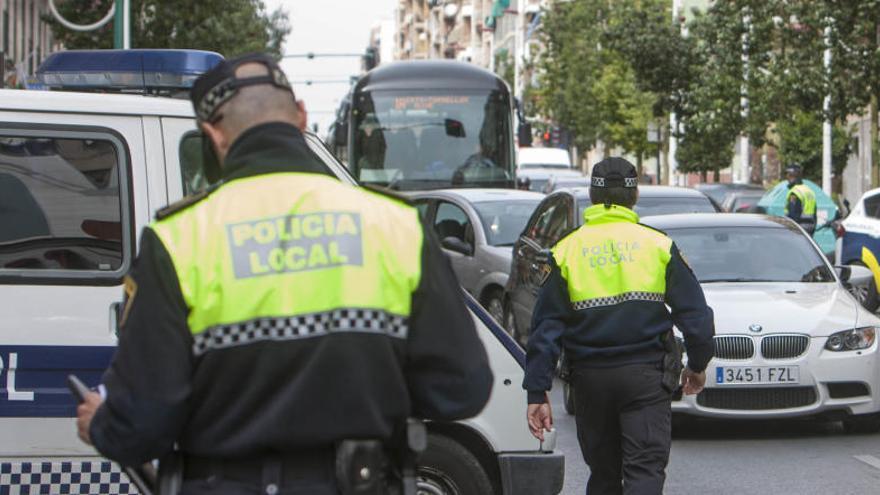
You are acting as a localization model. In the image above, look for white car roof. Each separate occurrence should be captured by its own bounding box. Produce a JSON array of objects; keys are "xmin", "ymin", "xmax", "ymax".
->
[
  {"xmin": 517, "ymin": 147, "xmax": 571, "ymax": 166},
  {"xmin": 0, "ymin": 88, "xmax": 194, "ymax": 117}
]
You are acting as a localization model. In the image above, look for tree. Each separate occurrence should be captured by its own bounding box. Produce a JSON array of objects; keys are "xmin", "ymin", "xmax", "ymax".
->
[
  {"xmin": 674, "ymin": 3, "xmax": 742, "ymax": 179},
  {"xmin": 535, "ymin": 0, "xmax": 657, "ymax": 162},
  {"xmin": 775, "ymin": 110, "xmax": 852, "ymax": 181},
  {"xmin": 45, "ymin": 0, "xmax": 290, "ymax": 58},
  {"xmin": 592, "ymin": 58, "xmax": 655, "ymax": 172}
]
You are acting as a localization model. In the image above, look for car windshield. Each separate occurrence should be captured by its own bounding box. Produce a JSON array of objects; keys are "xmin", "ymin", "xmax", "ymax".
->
[
  {"xmin": 664, "ymin": 226, "xmax": 835, "ymax": 283},
  {"xmin": 577, "ymin": 196, "xmax": 715, "ymax": 218},
  {"xmin": 473, "ymin": 199, "xmax": 542, "ymax": 246},
  {"xmin": 351, "ymin": 90, "xmax": 513, "ymax": 189}
]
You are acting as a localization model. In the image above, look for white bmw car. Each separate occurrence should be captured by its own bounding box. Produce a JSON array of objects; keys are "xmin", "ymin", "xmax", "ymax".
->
[{"xmin": 644, "ymin": 214, "xmax": 880, "ymax": 432}]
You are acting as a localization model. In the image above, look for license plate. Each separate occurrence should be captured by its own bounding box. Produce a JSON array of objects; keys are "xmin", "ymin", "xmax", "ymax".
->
[{"xmin": 715, "ymin": 366, "xmax": 799, "ymax": 385}]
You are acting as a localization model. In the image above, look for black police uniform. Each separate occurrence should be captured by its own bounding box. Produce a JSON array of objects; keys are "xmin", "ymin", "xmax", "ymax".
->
[
  {"xmin": 88, "ymin": 57, "xmax": 493, "ymax": 494},
  {"xmin": 523, "ymin": 158, "xmax": 715, "ymax": 495}
]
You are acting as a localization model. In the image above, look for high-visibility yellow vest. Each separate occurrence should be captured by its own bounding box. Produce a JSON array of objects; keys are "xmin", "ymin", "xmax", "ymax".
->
[
  {"xmin": 151, "ymin": 172, "xmax": 423, "ymax": 355},
  {"xmin": 785, "ymin": 184, "xmax": 817, "ymax": 217},
  {"xmin": 552, "ymin": 204, "xmax": 672, "ymax": 310}
]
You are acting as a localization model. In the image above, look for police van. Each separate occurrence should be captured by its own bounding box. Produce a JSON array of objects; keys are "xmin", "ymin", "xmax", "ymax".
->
[{"xmin": 0, "ymin": 50, "xmax": 563, "ymax": 494}]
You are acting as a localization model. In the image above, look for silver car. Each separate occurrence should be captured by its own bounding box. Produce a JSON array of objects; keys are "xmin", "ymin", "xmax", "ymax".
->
[{"xmin": 408, "ymin": 188, "xmax": 545, "ymax": 323}]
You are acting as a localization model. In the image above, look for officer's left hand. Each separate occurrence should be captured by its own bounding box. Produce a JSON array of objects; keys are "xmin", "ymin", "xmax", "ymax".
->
[
  {"xmin": 76, "ymin": 391, "xmax": 103, "ymax": 445},
  {"xmin": 527, "ymin": 400, "xmax": 553, "ymax": 442}
]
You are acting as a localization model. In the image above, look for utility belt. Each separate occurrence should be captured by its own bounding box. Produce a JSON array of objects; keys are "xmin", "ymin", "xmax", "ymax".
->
[{"xmin": 158, "ymin": 420, "xmax": 426, "ymax": 495}]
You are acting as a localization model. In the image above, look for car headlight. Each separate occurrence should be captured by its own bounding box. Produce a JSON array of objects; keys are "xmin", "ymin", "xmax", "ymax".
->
[{"xmin": 825, "ymin": 327, "xmax": 877, "ymax": 351}]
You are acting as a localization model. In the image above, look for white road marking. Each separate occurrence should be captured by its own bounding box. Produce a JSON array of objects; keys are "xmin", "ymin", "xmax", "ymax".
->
[{"xmin": 854, "ymin": 455, "xmax": 880, "ymax": 471}]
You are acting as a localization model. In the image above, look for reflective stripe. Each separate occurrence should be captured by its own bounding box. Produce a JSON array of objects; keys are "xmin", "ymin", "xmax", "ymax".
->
[
  {"xmin": 572, "ymin": 291, "xmax": 664, "ymax": 310},
  {"xmin": 785, "ymin": 185, "xmax": 817, "ymax": 216},
  {"xmin": 191, "ymin": 308, "xmax": 408, "ymax": 356}
]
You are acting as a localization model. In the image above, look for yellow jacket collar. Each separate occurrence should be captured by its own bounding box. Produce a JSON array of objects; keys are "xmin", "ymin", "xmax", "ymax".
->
[{"xmin": 582, "ymin": 204, "xmax": 640, "ymax": 226}]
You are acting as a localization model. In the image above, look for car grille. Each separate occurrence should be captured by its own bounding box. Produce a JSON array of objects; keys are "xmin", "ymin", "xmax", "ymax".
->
[
  {"xmin": 713, "ymin": 336, "xmax": 754, "ymax": 360},
  {"xmin": 697, "ymin": 387, "xmax": 817, "ymax": 410},
  {"xmin": 761, "ymin": 335, "xmax": 809, "ymax": 359}
]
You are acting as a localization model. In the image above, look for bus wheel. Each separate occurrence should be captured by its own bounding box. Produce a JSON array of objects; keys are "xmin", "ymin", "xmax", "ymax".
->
[{"xmin": 417, "ymin": 434, "xmax": 495, "ymax": 495}]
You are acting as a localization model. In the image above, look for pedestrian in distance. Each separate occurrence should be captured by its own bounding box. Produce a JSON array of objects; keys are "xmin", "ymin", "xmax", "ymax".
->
[
  {"xmin": 784, "ymin": 163, "xmax": 818, "ymax": 235},
  {"xmin": 523, "ymin": 157, "xmax": 715, "ymax": 495},
  {"xmin": 74, "ymin": 52, "xmax": 493, "ymax": 495}
]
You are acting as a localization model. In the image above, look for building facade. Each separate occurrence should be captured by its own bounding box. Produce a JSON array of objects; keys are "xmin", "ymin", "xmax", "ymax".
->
[{"xmin": 1, "ymin": 0, "xmax": 58, "ymax": 88}]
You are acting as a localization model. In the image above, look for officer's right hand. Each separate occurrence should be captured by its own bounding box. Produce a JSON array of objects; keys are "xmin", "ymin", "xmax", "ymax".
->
[
  {"xmin": 527, "ymin": 400, "xmax": 553, "ymax": 441},
  {"xmin": 681, "ymin": 368, "xmax": 706, "ymax": 395}
]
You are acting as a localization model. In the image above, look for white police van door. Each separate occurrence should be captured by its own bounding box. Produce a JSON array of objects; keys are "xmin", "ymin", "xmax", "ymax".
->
[{"xmin": 0, "ymin": 107, "xmax": 155, "ymax": 488}]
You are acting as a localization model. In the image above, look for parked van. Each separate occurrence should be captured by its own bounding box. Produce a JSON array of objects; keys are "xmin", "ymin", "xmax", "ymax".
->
[
  {"xmin": 0, "ymin": 50, "xmax": 563, "ymax": 495},
  {"xmin": 515, "ymin": 147, "xmax": 581, "ymax": 193}
]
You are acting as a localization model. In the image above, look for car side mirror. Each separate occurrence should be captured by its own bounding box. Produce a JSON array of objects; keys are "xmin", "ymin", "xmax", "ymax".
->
[
  {"xmin": 441, "ymin": 236, "xmax": 473, "ymax": 256},
  {"xmin": 837, "ymin": 265, "xmax": 873, "ymax": 286}
]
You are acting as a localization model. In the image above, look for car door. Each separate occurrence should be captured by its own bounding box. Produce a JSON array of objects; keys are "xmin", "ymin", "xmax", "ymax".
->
[
  {"xmin": 433, "ymin": 200, "xmax": 482, "ymax": 294},
  {"xmin": 509, "ymin": 195, "xmax": 568, "ymax": 333},
  {"xmin": 0, "ymin": 113, "xmax": 150, "ymax": 457},
  {"xmin": 841, "ymin": 191, "xmax": 880, "ymax": 265}
]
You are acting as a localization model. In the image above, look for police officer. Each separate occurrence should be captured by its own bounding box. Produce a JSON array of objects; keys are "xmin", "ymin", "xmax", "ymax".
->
[
  {"xmin": 523, "ymin": 157, "xmax": 715, "ymax": 495},
  {"xmin": 75, "ymin": 53, "xmax": 493, "ymax": 494},
  {"xmin": 784, "ymin": 163, "xmax": 818, "ymax": 235}
]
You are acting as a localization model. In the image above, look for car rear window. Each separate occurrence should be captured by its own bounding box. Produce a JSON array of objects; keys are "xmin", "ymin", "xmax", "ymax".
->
[{"xmin": 577, "ymin": 196, "xmax": 716, "ymax": 218}]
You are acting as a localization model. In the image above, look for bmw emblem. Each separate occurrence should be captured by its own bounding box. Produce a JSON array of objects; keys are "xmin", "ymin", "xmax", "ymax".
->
[{"xmin": 749, "ymin": 324, "xmax": 763, "ymax": 333}]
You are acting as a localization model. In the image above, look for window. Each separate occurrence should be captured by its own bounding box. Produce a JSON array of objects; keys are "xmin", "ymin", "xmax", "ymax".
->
[
  {"xmin": 178, "ymin": 132, "xmax": 344, "ymax": 196},
  {"xmin": 0, "ymin": 129, "xmax": 130, "ymax": 280},
  {"xmin": 179, "ymin": 132, "xmax": 208, "ymax": 195},
  {"xmin": 473, "ymin": 199, "xmax": 542, "ymax": 246},
  {"xmin": 413, "ymin": 200, "xmax": 430, "ymax": 220},
  {"xmin": 863, "ymin": 194, "xmax": 880, "ymax": 220},
  {"xmin": 434, "ymin": 201, "xmax": 472, "ymax": 245},
  {"xmin": 530, "ymin": 197, "xmax": 570, "ymax": 247},
  {"xmin": 351, "ymin": 89, "xmax": 513, "ymax": 189}
]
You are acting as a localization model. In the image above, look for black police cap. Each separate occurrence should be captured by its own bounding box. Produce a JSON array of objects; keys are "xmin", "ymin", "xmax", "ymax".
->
[
  {"xmin": 785, "ymin": 163, "xmax": 803, "ymax": 175},
  {"xmin": 590, "ymin": 157, "xmax": 638, "ymax": 189},
  {"xmin": 190, "ymin": 52, "xmax": 294, "ymax": 123}
]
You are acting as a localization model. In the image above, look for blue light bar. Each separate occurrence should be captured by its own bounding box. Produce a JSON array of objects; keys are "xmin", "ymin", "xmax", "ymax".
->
[{"xmin": 34, "ymin": 49, "xmax": 223, "ymax": 94}]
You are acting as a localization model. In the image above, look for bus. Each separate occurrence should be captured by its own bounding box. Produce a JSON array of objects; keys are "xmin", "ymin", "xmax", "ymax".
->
[{"xmin": 329, "ymin": 60, "xmax": 516, "ymax": 190}]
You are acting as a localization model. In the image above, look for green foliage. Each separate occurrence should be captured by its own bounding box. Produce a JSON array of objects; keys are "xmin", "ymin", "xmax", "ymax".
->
[
  {"xmin": 494, "ymin": 49, "xmax": 515, "ymax": 91},
  {"xmin": 535, "ymin": 0, "xmax": 657, "ymax": 156},
  {"xmin": 592, "ymin": 58, "xmax": 655, "ymax": 158},
  {"xmin": 674, "ymin": 2, "xmax": 742, "ymax": 174},
  {"xmin": 775, "ymin": 110, "xmax": 851, "ymax": 181},
  {"xmin": 45, "ymin": 0, "xmax": 290, "ymax": 57},
  {"xmin": 532, "ymin": 0, "xmax": 880, "ymax": 182}
]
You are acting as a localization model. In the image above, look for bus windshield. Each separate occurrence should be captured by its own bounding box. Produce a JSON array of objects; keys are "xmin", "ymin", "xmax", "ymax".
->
[{"xmin": 351, "ymin": 90, "xmax": 513, "ymax": 190}]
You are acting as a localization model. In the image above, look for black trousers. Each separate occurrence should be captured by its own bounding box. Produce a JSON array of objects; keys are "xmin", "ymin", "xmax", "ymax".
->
[{"xmin": 572, "ymin": 362, "xmax": 672, "ymax": 495}]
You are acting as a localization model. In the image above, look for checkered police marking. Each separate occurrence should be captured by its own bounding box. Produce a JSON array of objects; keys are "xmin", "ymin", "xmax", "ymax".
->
[
  {"xmin": 192, "ymin": 308, "xmax": 409, "ymax": 356},
  {"xmin": 0, "ymin": 461, "xmax": 136, "ymax": 495},
  {"xmin": 572, "ymin": 291, "xmax": 665, "ymax": 310}
]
